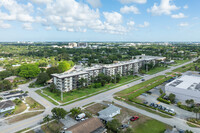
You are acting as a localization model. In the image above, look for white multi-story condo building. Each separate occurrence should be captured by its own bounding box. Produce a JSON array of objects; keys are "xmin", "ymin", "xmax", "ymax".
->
[{"xmin": 52, "ymin": 55, "xmax": 165, "ymax": 92}]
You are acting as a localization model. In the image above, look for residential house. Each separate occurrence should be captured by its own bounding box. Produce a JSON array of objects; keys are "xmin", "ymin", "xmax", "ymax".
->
[
  {"xmin": 0, "ymin": 100, "xmax": 15, "ymax": 113},
  {"xmin": 65, "ymin": 117, "xmax": 106, "ymax": 133}
]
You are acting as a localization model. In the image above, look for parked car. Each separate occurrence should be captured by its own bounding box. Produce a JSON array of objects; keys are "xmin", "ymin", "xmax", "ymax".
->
[
  {"xmin": 130, "ymin": 116, "xmax": 139, "ymax": 121},
  {"xmin": 146, "ymin": 91, "xmax": 152, "ymax": 94},
  {"xmin": 154, "ymin": 104, "xmax": 158, "ymax": 108},
  {"xmin": 150, "ymin": 103, "xmax": 155, "ymax": 107},
  {"xmin": 141, "ymin": 93, "xmax": 148, "ymax": 96},
  {"xmin": 143, "ymin": 101, "xmax": 148, "ymax": 104},
  {"xmin": 141, "ymin": 79, "xmax": 145, "ymax": 81},
  {"xmin": 158, "ymin": 105, "xmax": 162, "ymax": 109},
  {"xmin": 119, "ymin": 124, "xmax": 129, "ymax": 129},
  {"xmin": 75, "ymin": 113, "xmax": 86, "ymax": 121}
]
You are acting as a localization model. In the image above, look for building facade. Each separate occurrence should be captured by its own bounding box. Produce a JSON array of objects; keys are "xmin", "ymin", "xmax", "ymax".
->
[
  {"xmin": 52, "ymin": 55, "xmax": 165, "ymax": 92},
  {"xmin": 165, "ymin": 71, "xmax": 200, "ymax": 103}
]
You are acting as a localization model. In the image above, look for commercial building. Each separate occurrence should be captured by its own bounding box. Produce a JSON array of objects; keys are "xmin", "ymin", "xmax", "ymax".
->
[
  {"xmin": 52, "ymin": 55, "xmax": 165, "ymax": 92},
  {"xmin": 165, "ymin": 71, "xmax": 200, "ymax": 103}
]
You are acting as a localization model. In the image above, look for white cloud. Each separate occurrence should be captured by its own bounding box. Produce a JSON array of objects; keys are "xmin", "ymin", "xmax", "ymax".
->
[
  {"xmin": 44, "ymin": 0, "xmax": 100, "ymax": 32},
  {"xmin": 171, "ymin": 13, "xmax": 186, "ymax": 19},
  {"xmin": 31, "ymin": 0, "xmax": 52, "ymax": 4},
  {"xmin": 147, "ymin": 0, "xmax": 179, "ymax": 16},
  {"xmin": 120, "ymin": 5, "xmax": 140, "ymax": 14},
  {"xmin": 45, "ymin": 26, "xmax": 52, "ymax": 30},
  {"xmin": 86, "ymin": 0, "xmax": 101, "ymax": 8},
  {"xmin": 179, "ymin": 22, "xmax": 188, "ymax": 27},
  {"xmin": 119, "ymin": 0, "xmax": 147, "ymax": 4},
  {"xmin": 183, "ymin": 5, "xmax": 188, "ymax": 9},
  {"xmin": 0, "ymin": 0, "xmax": 34, "ymax": 22},
  {"xmin": 103, "ymin": 12, "xmax": 122, "ymax": 25},
  {"xmin": 0, "ymin": 21, "xmax": 11, "ymax": 29},
  {"xmin": 138, "ymin": 21, "xmax": 149, "ymax": 28},
  {"xmin": 22, "ymin": 23, "xmax": 33, "ymax": 30},
  {"xmin": 127, "ymin": 21, "xmax": 135, "ymax": 26}
]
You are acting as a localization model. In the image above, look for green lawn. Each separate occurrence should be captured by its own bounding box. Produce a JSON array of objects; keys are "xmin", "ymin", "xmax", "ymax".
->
[
  {"xmin": 133, "ymin": 119, "xmax": 171, "ymax": 133},
  {"xmin": 187, "ymin": 122, "xmax": 200, "ymax": 128},
  {"xmin": 171, "ymin": 59, "xmax": 190, "ymax": 66},
  {"xmin": 35, "ymin": 90, "xmax": 59, "ymax": 105},
  {"xmin": 116, "ymin": 75, "xmax": 165, "ymax": 96},
  {"xmin": 146, "ymin": 66, "xmax": 168, "ymax": 75},
  {"xmin": 42, "ymin": 75, "xmax": 141, "ymax": 103}
]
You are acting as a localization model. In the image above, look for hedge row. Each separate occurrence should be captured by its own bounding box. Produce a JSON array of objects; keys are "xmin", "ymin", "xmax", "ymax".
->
[
  {"xmin": 157, "ymin": 93, "xmax": 171, "ymax": 104},
  {"xmin": 177, "ymin": 102, "xmax": 193, "ymax": 112}
]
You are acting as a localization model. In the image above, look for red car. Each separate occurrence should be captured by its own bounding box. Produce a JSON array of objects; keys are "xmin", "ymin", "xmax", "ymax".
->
[{"xmin": 130, "ymin": 116, "xmax": 139, "ymax": 121}]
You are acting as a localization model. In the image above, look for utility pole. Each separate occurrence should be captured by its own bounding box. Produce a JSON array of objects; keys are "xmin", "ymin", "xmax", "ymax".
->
[
  {"xmin": 61, "ymin": 88, "xmax": 63, "ymax": 101},
  {"xmin": 146, "ymin": 62, "xmax": 148, "ymax": 72}
]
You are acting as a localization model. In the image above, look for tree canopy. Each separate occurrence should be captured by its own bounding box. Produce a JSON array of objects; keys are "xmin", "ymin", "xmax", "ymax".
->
[
  {"xmin": 36, "ymin": 73, "xmax": 50, "ymax": 85},
  {"xmin": 18, "ymin": 64, "xmax": 40, "ymax": 78},
  {"xmin": 51, "ymin": 107, "xmax": 68, "ymax": 121},
  {"xmin": 58, "ymin": 61, "xmax": 71, "ymax": 73}
]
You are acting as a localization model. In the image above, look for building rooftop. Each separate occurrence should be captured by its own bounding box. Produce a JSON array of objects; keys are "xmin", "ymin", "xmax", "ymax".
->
[
  {"xmin": 52, "ymin": 71, "xmax": 88, "ymax": 78},
  {"xmin": 0, "ymin": 100, "xmax": 15, "ymax": 109},
  {"xmin": 98, "ymin": 105, "xmax": 121, "ymax": 117},
  {"xmin": 166, "ymin": 74, "xmax": 200, "ymax": 91},
  {"xmin": 66, "ymin": 117, "xmax": 105, "ymax": 133}
]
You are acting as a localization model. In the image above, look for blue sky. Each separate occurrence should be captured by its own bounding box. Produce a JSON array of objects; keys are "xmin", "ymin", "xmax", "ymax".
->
[{"xmin": 0, "ymin": 0, "xmax": 199, "ymax": 42}]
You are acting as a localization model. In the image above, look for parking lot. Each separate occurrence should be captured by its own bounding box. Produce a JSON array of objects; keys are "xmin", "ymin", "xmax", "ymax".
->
[{"xmin": 138, "ymin": 84, "xmax": 196, "ymax": 119}]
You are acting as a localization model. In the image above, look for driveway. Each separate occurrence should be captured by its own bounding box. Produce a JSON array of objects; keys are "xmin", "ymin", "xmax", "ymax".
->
[{"xmin": 60, "ymin": 115, "xmax": 78, "ymax": 129}]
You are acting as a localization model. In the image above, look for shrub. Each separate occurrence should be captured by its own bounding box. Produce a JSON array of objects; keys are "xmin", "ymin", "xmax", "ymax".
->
[
  {"xmin": 157, "ymin": 93, "xmax": 171, "ymax": 104},
  {"xmin": 93, "ymin": 83, "xmax": 101, "ymax": 88}
]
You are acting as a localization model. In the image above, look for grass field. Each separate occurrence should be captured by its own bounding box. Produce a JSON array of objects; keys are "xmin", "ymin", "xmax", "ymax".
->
[
  {"xmin": 116, "ymin": 75, "xmax": 166, "ymax": 96},
  {"xmin": 41, "ymin": 75, "xmax": 141, "ymax": 103},
  {"xmin": 25, "ymin": 97, "xmax": 45, "ymax": 110},
  {"xmin": 133, "ymin": 119, "xmax": 171, "ymax": 133},
  {"xmin": 171, "ymin": 59, "xmax": 190, "ymax": 66},
  {"xmin": 35, "ymin": 90, "xmax": 59, "ymax": 105},
  {"xmin": 41, "ymin": 120, "xmax": 64, "ymax": 133},
  {"xmin": 14, "ymin": 102, "xmax": 27, "ymax": 114},
  {"xmin": 146, "ymin": 66, "xmax": 168, "ymax": 75},
  {"xmin": 187, "ymin": 122, "xmax": 200, "ymax": 128}
]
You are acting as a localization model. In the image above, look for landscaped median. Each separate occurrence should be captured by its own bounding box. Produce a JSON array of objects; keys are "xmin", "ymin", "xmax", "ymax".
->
[
  {"xmin": 115, "ymin": 75, "xmax": 175, "ymax": 117},
  {"xmin": 35, "ymin": 75, "xmax": 142, "ymax": 106}
]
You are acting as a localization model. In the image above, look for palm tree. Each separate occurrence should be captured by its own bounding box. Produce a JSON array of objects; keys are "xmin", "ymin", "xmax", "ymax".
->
[
  {"xmin": 43, "ymin": 115, "xmax": 51, "ymax": 128},
  {"xmin": 192, "ymin": 107, "xmax": 199, "ymax": 120}
]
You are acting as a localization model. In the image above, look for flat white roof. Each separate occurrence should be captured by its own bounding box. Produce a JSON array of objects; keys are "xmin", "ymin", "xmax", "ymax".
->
[{"xmin": 166, "ymin": 75, "xmax": 200, "ymax": 91}]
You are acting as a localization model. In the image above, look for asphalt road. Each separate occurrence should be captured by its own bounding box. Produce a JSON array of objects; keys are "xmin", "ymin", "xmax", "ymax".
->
[{"xmin": 0, "ymin": 59, "xmax": 199, "ymax": 133}]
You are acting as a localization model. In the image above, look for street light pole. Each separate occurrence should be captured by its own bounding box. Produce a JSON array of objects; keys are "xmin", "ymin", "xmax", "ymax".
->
[{"xmin": 61, "ymin": 88, "xmax": 63, "ymax": 101}]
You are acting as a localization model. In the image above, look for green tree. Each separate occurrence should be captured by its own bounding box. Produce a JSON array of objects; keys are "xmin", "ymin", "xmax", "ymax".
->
[
  {"xmin": 51, "ymin": 107, "xmax": 68, "ymax": 121},
  {"xmin": 46, "ymin": 67, "xmax": 60, "ymax": 78},
  {"xmin": 0, "ymin": 80, "xmax": 12, "ymax": 92},
  {"xmin": 192, "ymin": 107, "xmax": 199, "ymax": 120},
  {"xmin": 159, "ymin": 89, "xmax": 163, "ymax": 95},
  {"xmin": 18, "ymin": 64, "xmax": 40, "ymax": 78},
  {"xmin": 70, "ymin": 107, "xmax": 81, "ymax": 117},
  {"xmin": 168, "ymin": 93, "xmax": 176, "ymax": 104},
  {"xmin": 58, "ymin": 61, "xmax": 70, "ymax": 72},
  {"xmin": 36, "ymin": 73, "xmax": 50, "ymax": 85},
  {"xmin": 106, "ymin": 119, "xmax": 121, "ymax": 133},
  {"xmin": 43, "ymin": 115, "xmax": 51, "ymax": 127}
]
